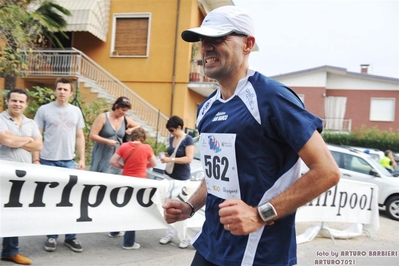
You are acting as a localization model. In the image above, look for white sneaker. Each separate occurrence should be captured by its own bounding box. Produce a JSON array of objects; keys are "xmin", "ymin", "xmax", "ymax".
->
[
  {"xmin": 109, "ymin": 232, "xmax": 125, "ymax": 238},
  {"xmin": 159, "ymin": 235, "xmax": 173, "ymax": 245},
  {"xmin": 179, "ymin": 239, "xmax": 189, "ymax": 249},
  {"xmin": 123, "ymin": 243, "xmax": 140, "ymax": 250}
]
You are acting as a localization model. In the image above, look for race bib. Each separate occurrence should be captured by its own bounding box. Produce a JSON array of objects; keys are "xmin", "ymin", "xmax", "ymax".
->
[{"xmin": 200, "ymin": 133, "xmax": 240, "ymax": 199}]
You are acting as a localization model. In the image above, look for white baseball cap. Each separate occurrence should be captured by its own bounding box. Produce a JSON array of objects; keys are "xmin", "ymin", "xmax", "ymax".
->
[{"xmin": 181, "ymin": 5, "xmax": 255, "ymax": 42}]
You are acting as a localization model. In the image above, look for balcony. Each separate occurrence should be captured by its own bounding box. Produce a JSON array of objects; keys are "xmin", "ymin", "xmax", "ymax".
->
[
  {"xmin": 188, "ymin": 58, "xmax": 219, "ymax": 97},
  {"xmin": 323, "ymin": 118, "xmax": 352, "ymax": 133}
]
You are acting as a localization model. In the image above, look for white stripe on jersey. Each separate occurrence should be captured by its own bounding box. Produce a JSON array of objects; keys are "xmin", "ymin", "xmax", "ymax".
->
[{"xmin": 241, "ymin": 159, "xmax": 302, "ymax": 265}]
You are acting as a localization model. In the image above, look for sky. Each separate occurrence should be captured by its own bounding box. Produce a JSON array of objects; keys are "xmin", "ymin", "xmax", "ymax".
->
[{"xmin": 232, "ymin": 0, "xmax": 399, "ymax": 78}]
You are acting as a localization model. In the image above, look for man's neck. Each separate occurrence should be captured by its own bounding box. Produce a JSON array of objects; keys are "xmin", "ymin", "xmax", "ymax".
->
[
  {"xmin": 55, "ymin": 99, "xmax": 69, "ymax": 107},
  {"xmin": 7, "ymin": 110, "xmax": 23, "ymax": 122},
  {"xmin": 217, "ymin": 66, "xmax": 249, "ymax": 100}
]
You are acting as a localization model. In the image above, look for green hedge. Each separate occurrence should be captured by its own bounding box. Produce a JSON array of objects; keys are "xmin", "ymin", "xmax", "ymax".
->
[{"xmin": 322, "ymin": 126, "xmax": 399, "ymax": 153}]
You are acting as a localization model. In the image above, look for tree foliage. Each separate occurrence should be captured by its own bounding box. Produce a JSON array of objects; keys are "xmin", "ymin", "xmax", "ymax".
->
[{"xmin": 0, "ymin": 0, "xmax": 71, "ymax": 89}]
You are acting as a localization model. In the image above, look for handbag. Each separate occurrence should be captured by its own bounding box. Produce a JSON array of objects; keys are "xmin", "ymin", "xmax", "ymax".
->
[
  {"xmin": 122, "ymin": 116, "xmax": 130, "ymax": 143},
  {"xmin": 165, "ymin": 134, "xmax": 186, "ymax": 174}
]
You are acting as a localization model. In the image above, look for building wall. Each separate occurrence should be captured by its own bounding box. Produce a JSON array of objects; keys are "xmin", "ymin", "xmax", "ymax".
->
[
  {"xmin": 327, "ymin": 74, "xmax": 399, "ymax": 90},
  {"xmin": 276, "ymin": 71, "xmax": 327, "ymax": 87},
  {"xmin": 72, "ymin": 0, "xmax": 205, "ymax": 130},
  {"xmin": 0, "ymin": 0, "xmax": 208, "ymax": 130},
  {"xmin": 327, "ymin": 89, "xmax": 399, "ymax": 131},
  {"xmin": 276, "ymin": 71, "xmax": 399, "ymax": 132},
  {"xmin": 291, "ymin": 86, "xmax": 326, "ymax": 117}
]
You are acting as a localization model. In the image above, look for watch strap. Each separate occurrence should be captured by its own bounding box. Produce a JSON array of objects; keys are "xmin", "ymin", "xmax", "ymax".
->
[{"xmin": 186, "ymin": 201, "xmax": 195, "ymax": 218}]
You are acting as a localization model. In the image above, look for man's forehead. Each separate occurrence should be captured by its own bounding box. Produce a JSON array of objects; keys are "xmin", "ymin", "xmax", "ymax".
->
[
  {"xmin": 9, "ymin": 92, "xmax": 27, "ymax": 101},
  {"xmin": 56, "ymin": 83, "xmax": 72, "ymax": 90}
]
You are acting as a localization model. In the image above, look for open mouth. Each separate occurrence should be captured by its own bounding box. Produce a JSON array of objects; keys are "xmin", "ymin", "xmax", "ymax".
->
[{"xmin": 205, "ymin": 57, "xmax": 219, "ymax": 64}]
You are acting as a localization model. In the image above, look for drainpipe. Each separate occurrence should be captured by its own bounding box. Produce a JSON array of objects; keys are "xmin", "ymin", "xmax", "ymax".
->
[{"xmin": 170, "ymin": 0, "xmax": 181, "ymax": 116}]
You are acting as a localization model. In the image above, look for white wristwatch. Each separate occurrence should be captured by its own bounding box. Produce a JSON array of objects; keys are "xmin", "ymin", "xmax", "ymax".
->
[{"xmin": 257, "ymin": 202, "xmax": 277, "ymax": 222}]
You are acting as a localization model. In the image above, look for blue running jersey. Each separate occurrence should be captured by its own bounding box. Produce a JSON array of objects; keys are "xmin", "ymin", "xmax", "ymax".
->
[{"xmin": 193, "ymin": 69, "xmax": 323, "ymax": 266}]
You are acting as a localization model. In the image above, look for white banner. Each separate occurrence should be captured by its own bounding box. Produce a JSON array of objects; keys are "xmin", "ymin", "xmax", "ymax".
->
[
  {"xmin": 1, "ymin": 160, "xmax": 379, "ymax": 238},
  {"xmin": 0, "ymin": 160, "xmax": 204, "ymax": 237},
  {"xmin": 296, "ymin": 178, "xmax": 379, "ymax": 231}
]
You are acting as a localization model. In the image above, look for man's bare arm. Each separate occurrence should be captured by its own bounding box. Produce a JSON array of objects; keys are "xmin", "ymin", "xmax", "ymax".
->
[
  {"xmin": 269, "ymin": 131, "xmax": 340, "ymax": 218},
  {"xmin": 0, "ymin": 131, "xmax": 33, "ymax": 148},
  {"xmin": 21, "ymin": 136, "xmax": 43, "ymax": 152},
  {"xmin": 76, "ymin": 128, "xmax": 86, "ymax": 169}
]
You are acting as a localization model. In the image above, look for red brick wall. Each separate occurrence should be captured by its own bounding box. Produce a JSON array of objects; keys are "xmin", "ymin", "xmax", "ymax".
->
[
  {"xmin": 290, "ymin": 86, "xmax": 398, "ymax": 131},
  {"xmin": 291, "ymin": 86, "xmax": 326, "ymax": 118},
  {"xmin": 327, "ymin": 89, "xmax": 399, "ymax": 131}
]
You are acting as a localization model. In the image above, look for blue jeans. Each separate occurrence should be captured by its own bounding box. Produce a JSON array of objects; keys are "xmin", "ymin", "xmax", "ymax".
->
[
  {"xmin": 40, "ymin": 158, "xmax": 77, "ymax": 241},
  {"xmin": 40, "ymin": 159, "xmax": 77, "ymax": 169},
  {"xmin": 2, "ymin": 237, "xmax": 18, "ymax": 257},
  {"xmin": 123, "ymin": 231, "xmax": 136, "ymax": 247},
  {"xmin": 109, "ymin": 231, "xmax": 136, "ymax": 247}
]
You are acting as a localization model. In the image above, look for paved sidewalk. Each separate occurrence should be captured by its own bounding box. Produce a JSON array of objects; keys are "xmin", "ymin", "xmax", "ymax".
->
[{"xmin": 4, "ymin": 210, "xmax": 399, "ymax": 265}]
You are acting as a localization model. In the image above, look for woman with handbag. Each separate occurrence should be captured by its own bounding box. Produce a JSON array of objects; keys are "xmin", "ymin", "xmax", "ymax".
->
[
  {"xmin": 159, "ymin": 115, "xmax": 194, "ymax": 249},
  {"xmin": 109, "ymin": 127, "xmax": 157, "ymax": 249},
  {"xmin": 89, "ymin": 96, "xmax": 140, "ymax": 175}
]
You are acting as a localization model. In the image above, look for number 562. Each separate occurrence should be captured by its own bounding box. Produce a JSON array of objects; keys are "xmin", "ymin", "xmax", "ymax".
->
[{"xmin": 203, "ymin": 155, "xmax": 229, "ymax": 181}]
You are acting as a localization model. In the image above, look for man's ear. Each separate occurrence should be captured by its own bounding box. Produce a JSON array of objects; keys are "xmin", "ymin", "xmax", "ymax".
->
[{"xmin": 243, "ymin": 36, "xmax": 255, "ymax": 54}]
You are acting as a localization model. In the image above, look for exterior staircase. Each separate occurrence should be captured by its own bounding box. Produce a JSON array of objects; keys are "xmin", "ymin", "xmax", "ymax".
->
[{"xmin": 21, "ymin": 48, "xmax": 169, "ymax": 143}]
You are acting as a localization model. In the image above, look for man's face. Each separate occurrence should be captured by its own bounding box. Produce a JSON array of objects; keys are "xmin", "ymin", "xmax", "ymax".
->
[
  {"xmin": 7, "ymin": 92, "xmax": 28, "ymax": 117},
  {"xmin": 55, "ymin": 82, "xmax": 73, "ymax": 103},
  {"xmin": 200, "ymin": 34, "xmax": 248, "ymax": 80}
]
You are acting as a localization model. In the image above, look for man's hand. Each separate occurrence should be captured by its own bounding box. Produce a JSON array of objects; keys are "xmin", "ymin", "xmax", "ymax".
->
[
  {"xmin": 219, "ymin": 199, "xmax": 265, "ymax": 235},
  {"xmin": 162, "ymin": 199, "xmax": 191, "ymax": 224},
  {"xmin": 77, "ymin": 159, "xmax": 85, "ymax": 170}
]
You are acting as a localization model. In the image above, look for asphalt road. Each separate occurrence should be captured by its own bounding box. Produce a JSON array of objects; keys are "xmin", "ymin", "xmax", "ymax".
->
[{"xmin": 3, "ymin": 209, "xmax": 398, "ymax": 266}]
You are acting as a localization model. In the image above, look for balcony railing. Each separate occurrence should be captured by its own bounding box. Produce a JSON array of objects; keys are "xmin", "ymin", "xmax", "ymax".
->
[
  {"xmin": 20, "ymin": 48, "xmax": 169, "ymax": 141},
  {"xmin": 189, "ymin": 58, "xmax": 216, "ymax": 83},
  {"xmin": 322, "ymin": 118, "xmax": 352, "ymax": 133}
]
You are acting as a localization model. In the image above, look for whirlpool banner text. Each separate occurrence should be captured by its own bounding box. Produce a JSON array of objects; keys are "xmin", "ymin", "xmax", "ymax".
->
[
  {"xmin": 0, "ymin": 160, "xmax": 204, "ymax": 237},
  {"xmin": 1, "ymin": 160, "xmax": 379, "ymax": 237}
]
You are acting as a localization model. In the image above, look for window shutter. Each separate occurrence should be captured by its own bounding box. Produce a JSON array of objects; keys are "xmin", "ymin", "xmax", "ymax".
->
[{"xmin": 115, "ymin": 17, "xmax": 149, "ymax": 56}]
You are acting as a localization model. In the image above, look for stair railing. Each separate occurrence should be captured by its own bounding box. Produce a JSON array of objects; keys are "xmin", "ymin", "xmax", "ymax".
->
[{"xmin": 21, "ymin": 48, "xmax": 170, "ymax": 140}]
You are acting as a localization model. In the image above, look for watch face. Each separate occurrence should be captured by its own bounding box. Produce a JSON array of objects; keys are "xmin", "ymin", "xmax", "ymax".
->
[
  {"xmin": 262, "ymin": 207, "xmax": 275, "ymax": 217},
  {"xmin": 259, "ymin": 203, "xmax": 277, "ymax": 222}
]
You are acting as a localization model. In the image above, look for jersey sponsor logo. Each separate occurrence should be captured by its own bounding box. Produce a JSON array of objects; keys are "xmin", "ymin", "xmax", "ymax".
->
[{"xmin": 212, "ymin": 111, "xmax": 228, "ymax": 122}]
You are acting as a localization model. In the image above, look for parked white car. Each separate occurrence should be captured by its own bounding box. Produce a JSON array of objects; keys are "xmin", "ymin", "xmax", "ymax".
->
[{"xmin": 301, "ymin": 145, "xmax": 399, "ymax": 221}]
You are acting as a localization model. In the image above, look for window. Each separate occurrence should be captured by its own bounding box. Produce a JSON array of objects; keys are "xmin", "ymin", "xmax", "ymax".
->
[
  {"xmin": 370, "ymin": 98, "xmax": 395, "ymax": 122},
  {"xmin": 341, "ymin": 153, "xmax": 372, "ymax": 175},
  {"xmin": 351, "ymin": 156, "xmax": 372, "ymax": 175},
  {"xmin": 111, "ymin": 13, "xmax": 151, "ymax": 57},
  {"xmin": 330, "ymin": 151, "xmax": 341, "ymax": 167}
]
